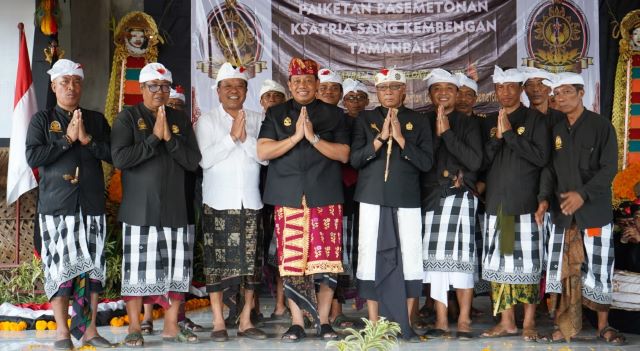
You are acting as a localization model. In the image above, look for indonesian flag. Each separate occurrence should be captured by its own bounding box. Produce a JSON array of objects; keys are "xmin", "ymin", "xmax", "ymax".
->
[{"xmin": 6, "ymin": 24, "xmax": 38, "ymax": 205}]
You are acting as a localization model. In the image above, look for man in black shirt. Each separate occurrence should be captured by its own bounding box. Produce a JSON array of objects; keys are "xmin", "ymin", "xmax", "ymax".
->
[
  {"xmin": 257, "ymin": 57, "xmax": 350, "ymax": 342},
  {"xmin": 26, "ymin": 59, "xmax": 113, "ymax": 350},
  {"xmin": 111, "ymin": 63, "xmax": 201, "ymax": 346},
  {"xmin": 536, "ymin": 73, "xmax": 624, "ymax": 344},
  {"xmin": 350, "ymin": 67, "xmax": 433, "ymax": 339},
  {"xmin": 480, "ymin": 66, "xmax": 549, "ymax": 341},
  {"xmin": 421, "ymin": 69, "xmax": 482, "ymax": 339}
]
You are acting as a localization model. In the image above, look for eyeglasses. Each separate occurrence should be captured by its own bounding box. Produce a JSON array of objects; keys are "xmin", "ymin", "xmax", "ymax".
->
[
  {"xmin": 377, "ymin": 84, "xmax": 404, "ymax": 92},
  {"xmin": 145, "ymin": 84, "xmax": 171, "ymax": 93},
  {"xmin": 344, "ymin": 95, "xmax": 368, "ymax": 101}
]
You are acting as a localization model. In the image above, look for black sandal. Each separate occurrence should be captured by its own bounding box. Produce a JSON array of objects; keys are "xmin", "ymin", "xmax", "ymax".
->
[
  {"xmin": 281, "ymin": 324, "xmax": 306, "ymax": 343},
  {"xmin": 320, "ymin": 323, "xmax": 339, "ymax": 340}
]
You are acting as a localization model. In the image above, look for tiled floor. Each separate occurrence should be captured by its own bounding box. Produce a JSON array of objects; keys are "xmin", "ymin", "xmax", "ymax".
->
[{"xmin": 0, "ymin": 296, "xmax": 637, "ymax": 350}]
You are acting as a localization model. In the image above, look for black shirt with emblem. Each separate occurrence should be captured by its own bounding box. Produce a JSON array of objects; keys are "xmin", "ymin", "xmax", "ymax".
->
[
  {"xmin": 111, "ymin": 103, "xmax": 201, "ymax": 227},
  {"xmin": 351, "ymin": 106, "xmax": 433, "ymax": 208},
  {"xmin": 26, "ymin": 106, "xmax": 112, "ymax": 216},
  {"xmin": 258, "ymin": 99, "xmax": 350, "ymax": 208},
  {"xmin": 538, "ymin": 109, "xmax": 617, "ymax": 230},
  {"xmin": 484, "ymin": 104, "xmax": 550, "ymax": 215},
  {"xmin": 420, "ymin": 110, "xmax": 483, "ymax": 210}
]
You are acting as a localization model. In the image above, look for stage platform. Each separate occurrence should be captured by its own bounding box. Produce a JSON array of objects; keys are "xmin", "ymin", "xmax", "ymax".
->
[{"xmin": 0, "ymin": 296, "xmax": 637, "ymax": 350}]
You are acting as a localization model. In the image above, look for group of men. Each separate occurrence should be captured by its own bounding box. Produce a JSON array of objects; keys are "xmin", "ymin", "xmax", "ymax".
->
[{"xmin": 25, "ymin": 54, "xmax": 626, "ymax": 349}]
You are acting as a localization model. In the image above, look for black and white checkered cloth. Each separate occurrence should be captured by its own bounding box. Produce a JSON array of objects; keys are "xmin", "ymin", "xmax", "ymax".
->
[
  {"xmin": 39, "ymin": 211, "xmax": 106, "ymax": 299},
  {"xmin": 423, "ymin": 191, "xmax": 478, "ymax": 273},
  {"xmin": 482, "ymin": 213, "xmax": 543, "ymax": 284},
  {"xmin": 545, "ymin": 223, "xmax": 615, "ymax": 305},
  {"xmin": 121, "ymin": 223, "xmax": 193, "ymax": 296}
]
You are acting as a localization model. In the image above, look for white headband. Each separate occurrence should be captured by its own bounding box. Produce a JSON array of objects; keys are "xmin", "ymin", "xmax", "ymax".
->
[
  {"xmin": 454, "ymin": 72, "xmax": 478, "ymax": 93},
  {"xmin": 492, "ymin": 65, "xmax": 524, "ymax": 84},
  {"xmin": 139, "ymin": 62, "xmax": 172, "ymax": 83},
  {"xmin": 215, "ymin": 62, "xmax": 249, "ymax": 85},
  {"xmin": 542, "ymin": 72, "xmax": 585, "ymax": 91},
  {"xmin": 424, "ymin": 68, "xmax": 459, "ymax": 89},
  {"xmin": 318, "ymin": 68, "xmax": 342, "ymax": 85},
  {"xmin": 342, "ymin": 78, "xmax": 368, "ymax": 98},
  {"xmin": 375, "ymin": 68, "xmax": 406, "ymax": 86},
  {"xmin": 259, "ymin": 79, "xmax": 286, "ymax": 97},
  {"xmin": 47, "ymin": 59, "xmax": 84, "ymax": 81}
]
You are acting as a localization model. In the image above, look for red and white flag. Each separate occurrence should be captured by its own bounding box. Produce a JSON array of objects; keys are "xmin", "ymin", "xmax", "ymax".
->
[{"xmin": 6, "ymin": 23, "xmax": 38, "ymax": 205}]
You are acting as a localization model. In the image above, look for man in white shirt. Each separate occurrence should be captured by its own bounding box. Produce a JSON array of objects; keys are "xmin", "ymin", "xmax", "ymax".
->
[{"xmin": 195, "ymin": 62, "xmax": 267, "ymax": 341}]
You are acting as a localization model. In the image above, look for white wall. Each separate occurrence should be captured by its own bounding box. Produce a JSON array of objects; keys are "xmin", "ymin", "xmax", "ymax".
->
[{"xmin": 0, "ymin": 1, "xmax": 36, "ymax": 139}]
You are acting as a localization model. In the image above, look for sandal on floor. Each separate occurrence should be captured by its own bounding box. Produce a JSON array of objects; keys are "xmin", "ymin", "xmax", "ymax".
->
[
  {"xmin": 238, "ymin": 327, "xmax": 268, "ymax": 340},
  {"xmin": 211, "ymin": 329, "xmax": 229, "ymax": 342},
  {"xmin": 522, "ymin": 328, "xmax": 539, "ymax": 342},
  {"xmin": 162, "ymin": 328, "xmax": 199, "ymax": 344},
  {"xmin": 124, "ymin": 332, "xmax": 144, "ymax": 348},
  {"xmin": 83, "ymin": 335, "xmax": 115, "ymax": 348},
  {"xmin": 53, "ymin": 338, "xmax": 74, "ymax": 350},
  {"xmin": 178, "ymin": 318, "xmax": 204, "ymax": 332},
  {"xmin": 270, "ymin": 308, "xmax": 291, "ymax": 321},
  {"xmin": 331, "ymin": 314, "xmax": 363, "ymax": 329},
  {"xmin": 425, "ymin": 328, "xmax": 451, "ymax": 338},
  {"xmin": 140, "ymin": 320, "xmax": 153, "ymax": 335},
  {"xmin": 537, "ymin": 331, "xmax": 567, "ymax": 344},
  {"xmin": 598, "ymin": 325, "xmax": 626, "ymax": 345},
  {"xmin": 479, "ymin": 326, "xmax": 519, "ymax": 338},
  {"xmin": 281, "ymin": 324, "xmax": 306, "ymax": 343},
  {"xmin": 457, "ymin": 331, "xmax": 474, "ymax": 340},
  {"xmin": 320, "ymin": 324, "xmax": 339, "ymax": 340}
]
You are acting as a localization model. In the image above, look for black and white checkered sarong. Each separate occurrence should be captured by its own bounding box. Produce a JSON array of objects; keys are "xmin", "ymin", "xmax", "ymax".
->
[
  {"xmin": 482, "ymin": 213, "xmax": 543, "ymax": 284},
  {"xmin": 423, "ymin": 191, "xmax": 478, "ymax": 273},
  {"xmin": 39, "ymin": 211, "xmax": 106, "ymax": 299},
  {"xmin": 121, "ymin": 223, "xmax": 194, "ymax": 296},
  {"xmin": 545, "ymin": 223, "xmax": 614, "ymax": 305}
]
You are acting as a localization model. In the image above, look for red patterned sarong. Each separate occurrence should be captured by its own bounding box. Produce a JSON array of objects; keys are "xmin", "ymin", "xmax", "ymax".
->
[{"xmin": 275, "ymin": 197, "xmax": 343, "ymax": 276}]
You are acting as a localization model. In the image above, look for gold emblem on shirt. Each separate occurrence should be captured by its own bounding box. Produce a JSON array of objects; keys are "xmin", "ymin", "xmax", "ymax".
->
[
  {"xmin": 405, "ymin": 122, "xmax": 413, "ymax": 131},
  {"xmin": 555, "ymin": 135, "xmax": 563, "ymax": 150},
  {"xmin": 171, "ymin": 124, "xmax": 180, "ymax": 134},
  {"xmin": 49, "ymin": 121, "xmax": 62, "ymax": 133},
  {"xmin": 490, "ymin": 127, "xmax": 497, "ymax": 138},
  {"xmin": 370, "ymin": 123, "xmax": 380, "ymax": 133},
  {"xmin": 137, "ymin": 118, "xmax": 148, "ymax": 130},
  {"xmin": 442, "ymin": 170, "xmax": 450, "ymax": 178},
  {"xmin": 284, "ymin": 116, "xmax": 292, "ymax": 126},
  {"xmin": 517, "ymin": 126, "xmax": 525, "ymax": 135}
]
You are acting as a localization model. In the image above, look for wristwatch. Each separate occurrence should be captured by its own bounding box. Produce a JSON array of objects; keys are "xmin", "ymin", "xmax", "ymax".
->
[
  {"xmin": 376, "ymin": 134, "xmax": 388, "ymax": 143},
  {"xmin": 311, "ymin": 133, "xmax": 320, "ymax": 146}
]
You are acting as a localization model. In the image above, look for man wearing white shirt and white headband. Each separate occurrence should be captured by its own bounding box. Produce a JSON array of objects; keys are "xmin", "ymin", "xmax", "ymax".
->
[
  {"xmin": 26, "ymin": 58, "xmax": 113, "ymax": 350},
  {"xmin": 480, "ymin": 66, "xmax": 549, "ymax": 341},
  {"xmin": 195, "ymin": 62, "xmax": 268, "ymax": 341},
  {"xmin": 536, "ymin": 72, "xmax": 624, "ymax": 345}
]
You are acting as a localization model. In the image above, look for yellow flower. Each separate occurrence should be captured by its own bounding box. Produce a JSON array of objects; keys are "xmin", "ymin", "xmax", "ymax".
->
[
  {"xmin": 35, "ymin": 320, "xmax": 48, "ymax": 331},
  {"xmin": 47, "ymin": 321, "xmax": 57, "ymax": 330}
]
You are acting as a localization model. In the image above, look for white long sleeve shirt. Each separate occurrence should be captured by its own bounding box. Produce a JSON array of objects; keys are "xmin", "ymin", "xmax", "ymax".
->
[{"xmin": 195, "ymin": 104, "xmax": 267, "ymax": 210}]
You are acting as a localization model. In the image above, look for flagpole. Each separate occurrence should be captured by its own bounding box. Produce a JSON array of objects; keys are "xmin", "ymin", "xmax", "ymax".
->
[{"xmin": 14, "ymin": 23, "xmax": 24, "ymax": 266}]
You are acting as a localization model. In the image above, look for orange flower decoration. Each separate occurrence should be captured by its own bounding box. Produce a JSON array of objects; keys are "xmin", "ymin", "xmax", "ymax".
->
[
  {"xmin": 107, "ymin": 169, "xmax": 123, "ymax": 203},
  {"xmin": 613, "ymin": 163, "xmax": 640, "ymax": 202}
]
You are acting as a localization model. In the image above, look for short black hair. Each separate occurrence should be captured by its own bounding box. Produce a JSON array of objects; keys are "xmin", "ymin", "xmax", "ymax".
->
[{"xmin": 572, "ymin": 84, "xmax": 584, "ymax": 92}]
